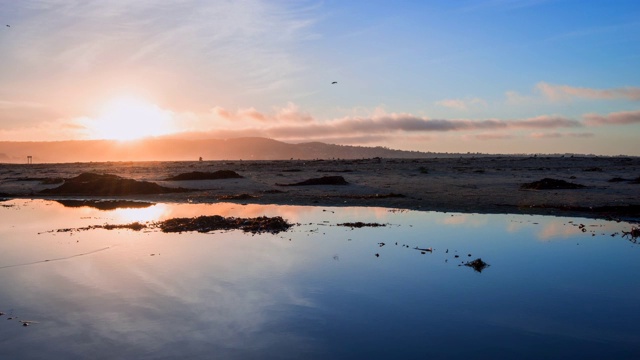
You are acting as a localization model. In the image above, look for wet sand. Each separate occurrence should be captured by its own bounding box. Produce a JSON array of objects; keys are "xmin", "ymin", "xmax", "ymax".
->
[{"xmin": 1, "ymin": 156, "xmax": 639, "ymax": 220}]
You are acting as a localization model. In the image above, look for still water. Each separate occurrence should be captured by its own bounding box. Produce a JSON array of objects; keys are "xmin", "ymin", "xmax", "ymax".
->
[{"xmin": 0, "ymin": 199, "xmax": 639, "ymax": 359}]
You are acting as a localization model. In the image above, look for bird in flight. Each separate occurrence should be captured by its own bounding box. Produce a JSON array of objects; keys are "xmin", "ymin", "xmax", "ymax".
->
[
  {"xmin": 331, "ymin": 81, "xmax": 337, "ymax": 84},
  {"xmin": 5, "ymin": 25, "xmax": 9, "ymax": 27}
]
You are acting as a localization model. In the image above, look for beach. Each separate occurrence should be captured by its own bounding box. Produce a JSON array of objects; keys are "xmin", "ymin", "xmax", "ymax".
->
[{"xmin": 1, "ymin": 155, "xmax": 638, "ymax": 220}]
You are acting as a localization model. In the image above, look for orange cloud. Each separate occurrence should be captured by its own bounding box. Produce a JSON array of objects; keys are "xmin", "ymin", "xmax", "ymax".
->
[{"xmin": 213, "ymin": 103, "xmax": 313, "ymax": 124}]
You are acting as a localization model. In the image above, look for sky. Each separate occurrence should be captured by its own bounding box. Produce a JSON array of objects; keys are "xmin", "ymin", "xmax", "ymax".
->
[{"xmin": 1, "ymin": 0, "xmax": 639, "ymax": 155}]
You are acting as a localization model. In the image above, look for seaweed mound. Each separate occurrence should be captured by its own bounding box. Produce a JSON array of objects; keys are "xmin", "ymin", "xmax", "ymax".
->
[
  {"xmin": 464, "ymin": 258, "xmax": 490, "ymax": 272},
  {"xmin": 276, "ymin": 176, "xmax": 349, "ymax": 186},
  {"xmin": 158, "ymin": 215, "xmax": 292, "ymax": 234},
  {"xmin": 218, "ymin": 193, "xmax": 257, "ymax": 200},
  {"xmin": 520, "ymin": 178, "xmax": 585, "ymax": 190},
  {"xmin": 165, "ymin": 170, "xmax": 243, "ymax": 181},
  {"xmin": 40, "ymin": 173, "xmax": 189, "ymax": 196}
]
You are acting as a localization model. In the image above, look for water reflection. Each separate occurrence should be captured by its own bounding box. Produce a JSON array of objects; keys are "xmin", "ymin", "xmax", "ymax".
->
[{"xmin": 0, "ymin": 200, "xmax": 639, "ymax": 359}]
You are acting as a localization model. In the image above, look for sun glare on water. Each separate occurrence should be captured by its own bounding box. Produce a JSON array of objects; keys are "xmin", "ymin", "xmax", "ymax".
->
[{"xmin": 90, "ymin": 97, "xmax": 176, "ymax": 141}]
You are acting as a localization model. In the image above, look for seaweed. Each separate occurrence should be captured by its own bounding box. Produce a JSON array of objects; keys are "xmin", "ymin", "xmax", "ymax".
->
[
  {"xmin": 157, "ymin": 215, "xmax": 293, "ymax": 234},
  {"xmin": 464, "ymin": 258, "xmax": 489, "ymax": 272},
  {"xmin": 520, "ymin": 178, "xmax": 586, "ymax": 190},
  {"xmin": 165, "ymin": 170, "xmax": 243, "ymax": 181},
  {"xmin": 40, "ymin": 173, "xmax": 190, "ymax": 196}
]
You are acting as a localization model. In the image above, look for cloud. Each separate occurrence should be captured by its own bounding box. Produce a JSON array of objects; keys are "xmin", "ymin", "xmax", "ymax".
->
[
  {"xmin": 583, "ymin": 110, "xmax": 640, "ymax": 125},
  {"xmin": 473, "ymin": 133, "xmax": 516, "ymax": 140},
  {"xmin": 0, "ymin": 100, "xmax": 44, "ymax": 109},
  {"xmin": 530, "ymin": 132, "xmax": 595, "ymax": 139},
  {"xmin": 187, "ymin": 112, "xmax": 583, "ymax": 143},
  {"xmin": 1, "ymin": 1, "xmax": 317, "ymax": 104},
  {"xmin": 0, "ymin": 119, "xmax": 90, "ymax": 141},
  {"xmin": 436, "ymin": 99, "xmax": 467, "ymax": 110},
  {"xmin": 212, "ymin": 103, "xmax": 314, "ymax": 124},
  {"xmin": 504, "ymin": 90, "xmax": 534, "ymax": 105},
  {"xmin": 436, "ymin": 98, "xmax": 487, "ymax": 111},
  {"xmin": 537, "ymin": 82, "xmax": 640, "ymax": 102}
]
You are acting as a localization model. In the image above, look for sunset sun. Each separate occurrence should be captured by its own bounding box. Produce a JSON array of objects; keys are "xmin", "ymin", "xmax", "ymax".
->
[{"xmin": 89, "ymin": 97, "xmax": 176, "ymax": 141}]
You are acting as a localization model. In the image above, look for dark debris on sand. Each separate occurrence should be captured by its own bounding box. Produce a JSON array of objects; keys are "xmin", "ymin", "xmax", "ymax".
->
[
  {"xmin": 39, "ymin": 173, "xmax": 190, "ymax": 196},
  {"xmin": 464, "ymin": 258, "xmax": 489, "ymax": 272},
  {"xmin": 276, "ymin": 176, "xmax": 349, "ymax": 186},
  {"xmin": 164, "ymin": 170, "xmax": 243, "ymax": 181},
  {"xmin": 520, "ymin": 178, "xmax": 586, "ymax": 190},
  {"xmin": 157, "ymin": 215, "xmax": 293, "ymax": 234}
]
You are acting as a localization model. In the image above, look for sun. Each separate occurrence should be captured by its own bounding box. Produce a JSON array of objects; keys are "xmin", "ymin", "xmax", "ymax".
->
[{"xmin": 89, "ymin": 96, "xmax": 176, "ymax": 141}]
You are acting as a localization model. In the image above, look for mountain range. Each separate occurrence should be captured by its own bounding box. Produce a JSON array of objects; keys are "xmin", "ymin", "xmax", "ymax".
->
[{"xmin": 0, "ymin": 137, "xmax": 436, "ymax": 163}]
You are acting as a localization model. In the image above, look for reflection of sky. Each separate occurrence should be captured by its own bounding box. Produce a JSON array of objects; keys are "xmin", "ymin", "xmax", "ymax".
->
[{"xmin": 0, "ymin": 200, "xmax": 639, "ymax": 359}]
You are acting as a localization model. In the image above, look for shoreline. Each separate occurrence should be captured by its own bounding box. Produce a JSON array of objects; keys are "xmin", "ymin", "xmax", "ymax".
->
[{"xmin": 1, "ymin": 156, "xmax": 639, "ymax": 221}]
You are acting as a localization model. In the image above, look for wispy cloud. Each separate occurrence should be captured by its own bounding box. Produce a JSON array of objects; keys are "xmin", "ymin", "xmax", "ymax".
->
[
  {"xmin": 473, "ymin": 133, "xmax": 515, "ymax": 140},
  {"xmin": 537, "ymin": 82, "xmax": 640, "ymax": 102},
  {"xmin": 0, "ymin": 100, "xmax": 44, "ymax": 109},
  {"xmin": 583, "ymin": 110, "xmax": 640, "ymax": 126},
  {"xmin": 530, "ymin": 132, "xmax": 595, "ymax": 139},
  {"xmin": 436, "ymin": 98, "xmax": 487, "ymax": 111},
  {"xmin": 213, "ymin": 103, "xmax": 313, "ymax": 124},
  {"xmin": 3, "ymin": 1, "xmax": 318, "ymax": 95}
]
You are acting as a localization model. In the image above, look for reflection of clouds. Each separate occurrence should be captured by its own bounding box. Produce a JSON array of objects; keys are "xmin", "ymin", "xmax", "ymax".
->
[
  {"xmin": 440, "ymin": 214, "xmax": 489, "ymax": 227},
  {"xmin": 11, "ymin": 229, "xmax": 319, "ymax": 358},
  {"xmin": 537, "ymin": 221, "xmax": 582, "ymax": 241},
  {"xmin": 536, "ymin": 220, "xmax": 625, "ymax": 241},
  {"xmin": 506, "ymin": 221, "xmax": 528, "ymax": 233}
]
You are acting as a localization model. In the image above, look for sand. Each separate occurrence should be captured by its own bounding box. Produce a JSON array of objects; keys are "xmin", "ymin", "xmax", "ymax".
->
[{"xmin": 0, "ymin": 156, "xmax": 638, "ymax": 220}]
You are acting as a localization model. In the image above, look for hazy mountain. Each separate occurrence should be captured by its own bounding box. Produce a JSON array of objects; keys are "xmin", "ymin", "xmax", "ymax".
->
[{"xmin": 0, "ymin": 137, "xmax": 435, "ymax": 163}]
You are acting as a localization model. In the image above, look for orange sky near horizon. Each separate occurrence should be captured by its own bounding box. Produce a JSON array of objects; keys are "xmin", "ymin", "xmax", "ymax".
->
[{"xmin": 1, "ymin": 1, "xmax": 639, "ymax": 156}]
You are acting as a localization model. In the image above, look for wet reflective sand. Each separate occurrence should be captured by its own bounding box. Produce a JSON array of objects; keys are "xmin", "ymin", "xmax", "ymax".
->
[{"xmin": 1, "ymin": 200, "xmax": 639, "ymax": 359}]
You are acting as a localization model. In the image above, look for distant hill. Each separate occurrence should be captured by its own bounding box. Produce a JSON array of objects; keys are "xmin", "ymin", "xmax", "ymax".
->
[{"xmin": 0, "ymin": 137, "xmax": 438, "ymax": 163}]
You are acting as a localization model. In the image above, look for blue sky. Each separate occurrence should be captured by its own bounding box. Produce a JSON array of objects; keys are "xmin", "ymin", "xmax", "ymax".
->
[{"xmin": 1, "ymin": 0, "xmax": 639, "ymax": 155}]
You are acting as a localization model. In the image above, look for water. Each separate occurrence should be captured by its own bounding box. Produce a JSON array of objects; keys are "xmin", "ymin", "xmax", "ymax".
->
[{"xmin": 0, "ymin": 200, "xmax": 639, "ymax": 359}]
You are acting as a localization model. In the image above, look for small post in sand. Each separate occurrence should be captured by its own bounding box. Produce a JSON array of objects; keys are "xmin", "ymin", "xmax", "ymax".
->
[{"xmin": 27, "ymin": 156, "xmax": 32, "ymax": 164}]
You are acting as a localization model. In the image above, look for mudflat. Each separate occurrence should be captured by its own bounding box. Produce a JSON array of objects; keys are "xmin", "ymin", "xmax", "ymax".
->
[{"xmin": 1, "ymin": 156, "xmax": 638, "ymax": 220}]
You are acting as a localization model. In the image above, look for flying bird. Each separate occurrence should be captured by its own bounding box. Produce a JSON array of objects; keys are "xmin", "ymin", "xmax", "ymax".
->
[
  {"xmin": 5, "ymin": 25, "xmax": 9, "ymax": 27},
  {"xmin": 331, "ymin": 81, "xmax": 337, "ymax": 84}
]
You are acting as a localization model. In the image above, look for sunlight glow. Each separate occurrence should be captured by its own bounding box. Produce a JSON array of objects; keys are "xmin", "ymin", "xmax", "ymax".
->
[
  {"xmin": 89, "ymin": 97, "xmax": 176, "ymax": 141},
  {"xmin": 113, "ymin": 204, "xmax": 170, "ymax": 223}
]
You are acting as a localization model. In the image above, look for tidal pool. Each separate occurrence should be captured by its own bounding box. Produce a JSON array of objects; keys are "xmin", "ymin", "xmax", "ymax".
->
[{"xmin": 0, "ymin": 199, "xmax": 639, "ymax": 359}]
